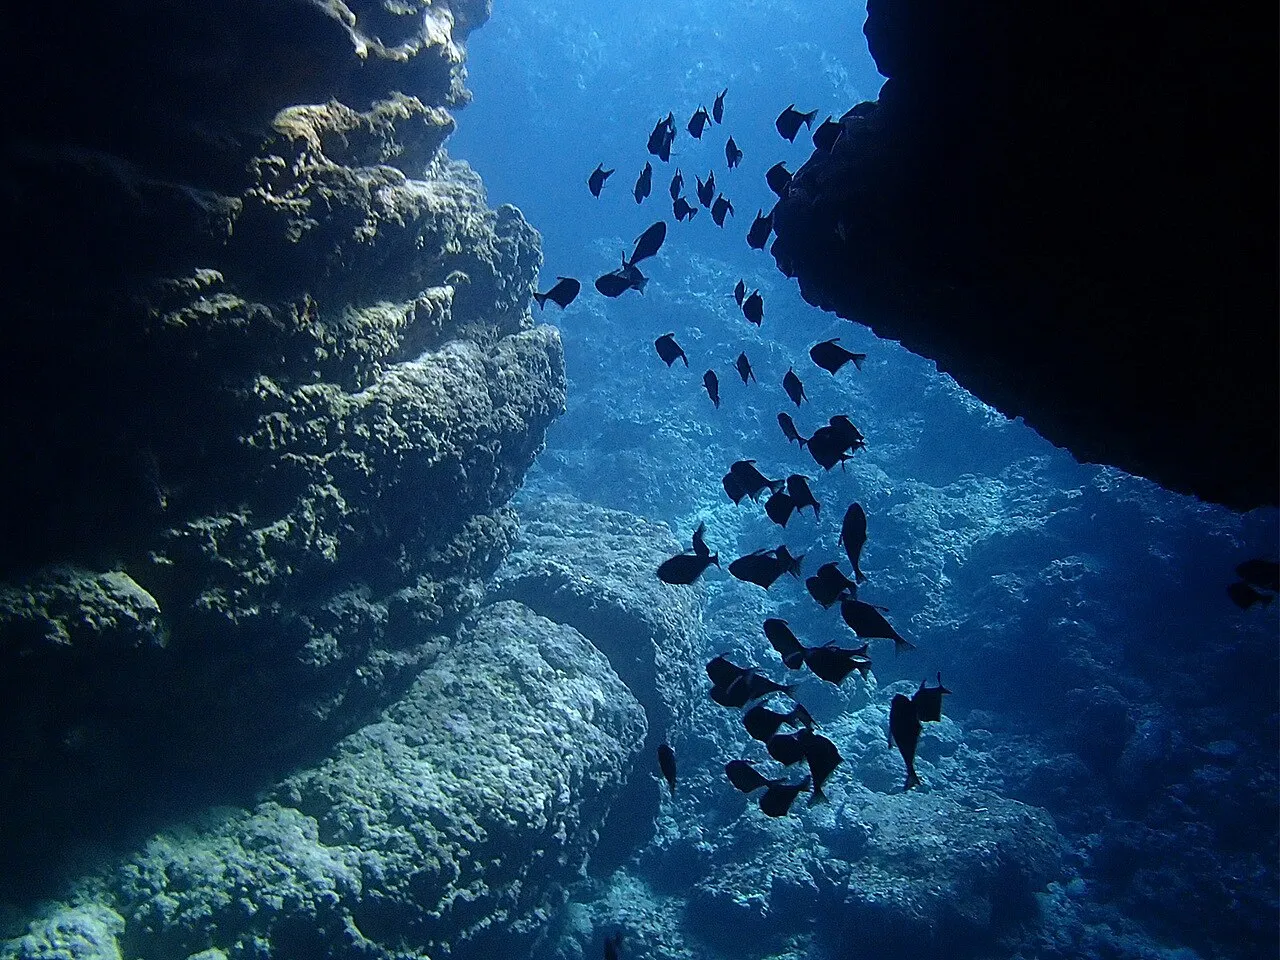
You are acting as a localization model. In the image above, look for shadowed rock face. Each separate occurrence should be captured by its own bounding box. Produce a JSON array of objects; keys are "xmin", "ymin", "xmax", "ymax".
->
[
  {"xmin": 770, "ymin": 0, "xmax": 1277, "ymax": 512},
  {"xmin": 0, "ymin": 0, "xmax": 566, "ymax": 895}
]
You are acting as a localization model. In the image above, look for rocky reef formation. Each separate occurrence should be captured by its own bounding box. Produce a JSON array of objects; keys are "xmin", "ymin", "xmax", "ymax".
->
[
  {"xmin": 770, "ymin": 0, "xmax": 1277, "ymax": 512},
  {"xmin": 1, "ymin": 601, "xmax": 648, "ymax": 960},
  {"xmin": 0, "ymin": 0, "xmax": 567, "ymax": 901}
]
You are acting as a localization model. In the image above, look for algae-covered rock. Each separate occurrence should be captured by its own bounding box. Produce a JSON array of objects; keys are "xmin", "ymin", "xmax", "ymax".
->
[{"xmin": 2, "ymin": 601, "xmax": 645, "ymax": 960}]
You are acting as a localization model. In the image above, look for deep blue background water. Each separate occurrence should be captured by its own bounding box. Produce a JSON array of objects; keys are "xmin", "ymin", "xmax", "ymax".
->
[{"xmin": 449, "ymin": 2, "xmax": 1279, "ymax": 958}]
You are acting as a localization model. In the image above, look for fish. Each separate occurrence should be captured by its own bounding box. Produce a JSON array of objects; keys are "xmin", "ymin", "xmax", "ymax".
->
[
  {"xmin": 657, "ymin": 551, "xmax": 719, "ymax": 585},
  {"xmin": 839, "ymin": 503, "xmax": 868, "ymax": 582},
  {"xmin": 809, "ymin": 338, "xmax": 866, "ymax": 374},
  {"xmin": 746, "ymin": 209, "xmax": 773, "ymax": 250},
  {"xmin": 765, "ymin": 161, "xmax": 792, "ymax": 198},
  {"xmin": 828, "ymin": 415, "xmax": 866, "ymax": 445},
  {"xmin": 688, "ymin": 106, "xmax": 711, "ymax": 138},
  {"xmin": 728, "ymin": 460, "xmax": 785, "ymax": 500},
  {"xmin": 722, "ymin": 470, "xmax": 749, "ymax": 505},
  {"xmin": 785, "ymin": 475, "xmax": 820, "ymax": 518},
  {"xmin": 742, "ymin": 290, "xmax": 763, "ymax": 326},
  {"xmin": 777, "ymin": 412, "xmax": 809, "ymax": 447},
  {"xmin": 673, "ymin": 197, "xmax": 699, "ymax": 221},
  {"xmin": 706, "ymin": 654, "xmax": 746, "ymax": 689},
  {"xmin": 703, "ymin": 369, "xmax": 721, "ymax": 408},
  {"xmin": 657, "ymin": 743, "xmax": 677, "ymax": 796},
  {"xmin": 654, "ymin": 333, "xmax": 688, "ymax": 367},
  {"xmin": 1236, "ymin": 559, "xmax": 1280, "ymax": 593},
  {"xmin": 812, "ymin": 115, "xmax": 841, "ymax": 152},
  {"xmin": 533, "ymin": 276, "xmax": 580, "ymax": 310},
  {"xmin": 807, "ymin": 425, "xmax": 860, "ymax": 470},
  {"xmin": 725, "ymin": 759, "xmax": 773, "ymax": 794},
  {"xmin": 647, "ymin": 113, "xmax": 675, "ymax": 159},
  {"xmin": 669, "ymin": 169, "xmax": 684, "ymax": 200},
  {"xmin": 743, "ymin": 701, "xmax": 814, "ymax": 742},
  {"xmin": 1227, "ymin": 580, "xmax": 1274, "ymax": 610},
  {"xmin": 764, "ymin": 490, "xmax": 796, "ymax": 527},
  {"xmin": 629, "ymin": 221, "xmax": 667, "ymax": 264},
  {"xmin": 710, "ymin": 662, "xmax": 796, "ymax": 708},
  {"xmin": 766, "ymin": 729, "xmax": 809, "ymax": 765},
  {"xmin": 735, "ymin": 352, "xmax": 755, "ymax": 384},
  {"xmin": 759, "ymin": 775, "xmax": 811, "ymax": 817},
  {"xmin": 804, "ymin": 642, "xmax": 872, "ymax": 685},
  {"xmin": 763, "ymin": 617, "xmax": 808, "ymax": 669},
  {"xmin": 733, "ymin": 280, "xmax": 747, "ymax": 306},
  {"xmin": 889, "ymin": 693, "xmax": 922, "ymax": 790},
  {"xmin": 841, "ymin": 597, "xmax": 914, "ymax": 653},
  {"xmin": 604, "ymin": 932, "xmax": 624, "ymax": 960},
  {"xmin": 588, "ymin": 164, "xmax": 614, "ymax": 197},
  {"xmin": 725, "ymin": 136, "xmax": 744, "ymax": 169},
  {"xmin": 803, "ymin": 732, "xmax": 843, "ymax": 804},
  {"xmin": 594, "ymin": 268, "xmax": 644, "ymax": 298},
  {"xmin": 912, "ymin": 673, "xmax": 951, "ymax": 723},
  {"xmin": 775, "ymin": 104, "xmax": 819, "ymax": 142},
  {"xmin": 805, "ymin": 562, "xmax": 857, "ymax": 608},
  {"xmin": 712, "ymin": 88, "xmax": 727, "ymax": 124},
  {"xmin": 634, "ymin": 162, "xmax": 652, "ymax": 203},
  {"xmin": 696, "ymin": 172, "xmax": 716, "ymax": 208},
  {"xmin": 728, "ymin": 548, "xmax": 791, "ymax": 589},
  {"xmin": 782, "ymin": 368, "xmax": 806, "ymax": 406},
  {"xmin": 775, "ymin": 545, "xmax": 805, "ymax": 579},
  {"xmin": 711, "ymin": 195, "xmax": 735, "ymax": 227}
]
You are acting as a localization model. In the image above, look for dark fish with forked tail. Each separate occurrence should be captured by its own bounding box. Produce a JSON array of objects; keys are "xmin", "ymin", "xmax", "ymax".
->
[
  {"xmin": 785, "ymin": 475, "xmax": 820, "ymax": 518},
  {"xmin": 629, "ymin": 221, "xmax": 667, "ymax": 264},
  {"xmin": 725, "ymin": 136, "xmax": 744, "ymax": 169},
  {"xmin": 712, "ymin": 88, "xmax": 727, "ymax": 124},
  {"xmin": 747, "ymin": 209, "xmax": 773, "ymax": 250},
  {"xmin": 742, "ymin": 290, "xmax": 763, "ymax": 326},
  {"xmin": 725, "ymin": 759, "xmax": 772, "ymax": 794},
  {"xmin": 810, "ymin": 338, "xmax": 866, "ymax": 374},
  {"xmin": 657, "ymin": 522, "xmax": 719, "ymax": 585},
  {"xmin": 588, "ymin": 163, "xmax": 614, "ymax": 197},
  {"xmin": 763, "ymin": 617, "xmax": 807, "ymax": 669},
  {"xmin": 673, "ymin": 197, "xmax": 699, "ymax": 221},
  {"xmin": 634, "ymin": 161, "xmax": 652, "ymax": 203},
  {"xmin": 765, "ymin": 490, "xmax": 796, "ymax": 528},
  {"xmin": 688, "ymin": 105, "xmax": 711, "ymax": 138},
  {"xmin": 669, "ymin": 168, "xmax": 683, "ymax": 200},
  {"xmin": 804, "ymin": 641, "xmax": 872, "ymax": 685},
  {"xmin": 778, "ymin": 412, "xmax": 808, "ymax": 447},
  {"xmin": 782, "ymin": 368, "xmax": 806, "ymax": 406},
  {"xmin": 744, "ymin": 700, "xmax": 814, "ymax": 742},
  {"xmin": 758, "ymin": 775, "xmax": 811, "ymax": 817},
  {"xmin": 839, "ymin": 503, "xmax": 868, "ymax": 582},
  {"xmin": 805, "ymin": 562, "xmax": 856, "ymax": 608},
  {"xmin": 654, "ymin": 333, "xmax": 688, "ymax": 367},
  {"xmin": 736, "ymin": 352, "xmax": 755, "ymax": 384},
  {"xmin": 766, "ymin": 161, "xmax": 792, "ymax": 197},
  {"xmin": 703, "ymin": 369, "xmax": 721, "ymax": 408},
  {"xmin": 733, "ymin": 280, "xmax": 746, "ymax": 306},
  {"xmin": 841, "ymin": 597, "xmax": 913, "ymax": 653},
  {"xmin": 533, "ymin": 277, "xmax": 580, "ymax": 310},
  {"xmin": 775, "ymin": 104, "xmax": 819, "ymax": 142},
  {"xmin": 697, "ymin": 172, "xmax": 716, "ymax": 207},
  {"xmin": 728, "ymin": 460, "xmax": 785, "ymax": 501},
  {"xmin": 711, "ymin": 194, "xmax": 735, "ymax": 226}
]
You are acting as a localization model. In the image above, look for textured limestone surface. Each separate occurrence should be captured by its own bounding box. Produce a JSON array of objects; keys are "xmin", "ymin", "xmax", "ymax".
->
[
  {"xmin": 1, "ymin": 601, "xmax": 647, "ymax": 960},
  {"xmin": 0, "ymin": 0, "xmax": 565, "ymax": 901}
]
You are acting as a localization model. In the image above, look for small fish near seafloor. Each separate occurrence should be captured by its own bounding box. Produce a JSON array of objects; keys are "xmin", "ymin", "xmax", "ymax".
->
[{"xmin": 889, "ymin": 674, "xmax": 952, "ymax": 790}]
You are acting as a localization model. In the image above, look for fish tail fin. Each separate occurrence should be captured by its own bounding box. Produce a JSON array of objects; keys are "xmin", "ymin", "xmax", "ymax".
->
[
  {"xmin": 532, "ymin": 292, "xmax": 548, "ymax": 310},
  {"xmin": 680, "ymin": 354, "xmax": 688, "ymax": 367},
  {"xmin": 710, "ymin": 553, "xmax": 721, "ymax": 568},
  {"xmin": 789, "ymin": 553, "xmax": 805, "ymax": 577},
  {"xmin": 852, "ymin": 353, "xmax": 865, "ymax": 370},
  {"xmin": 804, "ymin": 109, "xmax": 819, "ymax": 126},
  {"xmin": 808, "ymin": 785, "xmax": 829, "ymax": 807},
  {"xmin": 799, "ymin": 433, "xmax": 809, "ymax": 447},
  {"xmin": 905, "ymin": 768, "xmax": 921, "ymax": 791}
]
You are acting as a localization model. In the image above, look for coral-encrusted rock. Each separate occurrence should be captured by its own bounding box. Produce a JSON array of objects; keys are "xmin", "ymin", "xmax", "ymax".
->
[
  {"xmin": 0, "ymin": 601, "xmax": 647, "ymax": 960},
  {"xmin": 0, "ymin": 0, "xmax": 564, "ymax": 897}
]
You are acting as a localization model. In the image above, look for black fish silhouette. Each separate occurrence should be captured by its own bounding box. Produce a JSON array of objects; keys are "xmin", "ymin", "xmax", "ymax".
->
[
  {"xmin": 766, "ymin": 729, "xmax": 809, "ymax": 765},
  {"xmin": 785, "ymin": 475, "xmax": 819, "ymax": 517},
  {"xmin": 742, "ymin": 290, "xmax": 763, "ymax": 326},
  {"xmin": 711, "ymin": 194, "xmax": 735, "ymax": 226},
  {"xmin": 728, "ymin": 460, "xmax": 785, "ymax": 501},
  {"xmin": 657, "ymin": 743, "xmax": 677, "ymax": 796},
  {"xmin": 804, "ymin": 732, "xmax": 843, "ymax": 805},
  {"xmin": 654, "ymin": 333, "xmax": 688, "ymax": 367},
  {"xmin": 812, "ymin": 115, "xmax": 841, "ymax": 152},
  {"xmin": 808, "ymin": 424, "xmax": 862, "ymax": 470},
  {"xmin": 804, "ymin": 642, "xmax": 871, "ymax": 685},
  {"xmin": 782, "ymin": 367, "xmax": 806, "ymax": 406},
  {"xmin": 533, "ymin": 277, "xmax": 580, "ymax": 310},
  {"xmin": 747, "ymin": 209, "xmax": 773, "ymax": 249},
  {"xmin": 712, "ymin": 88, "xmax": 727, "ymax": 124},
  {"xmin": 775, "ymin": 104, "xmax": 819, "ymax": 142},
  {"xmin": 629, "ymin": 221, "xmax": 667, "ymax": 264},
  {"xmin": 688, "ymin": 106, "xmax": 711, "ymax": 138},
  {"xmin": 810, "ymin": 338, "xmax": 866, "ymax": 374},
  {"xmin": 634, "ymin": 161, "xmax": 652, "ymax": 203},
  {"xmin": 594, "ymin": 263, "xmax": 646, "ymax": 298},
  {"xmin": 1236, "ymin": 559, "xmax": 1280, "ymax": 593},
  {"xmin": 1227, "ymin": 581, "xmax": 1274, "ymax": 610},
  {"xmin": 696, "ymin": 172, "xmax": 716, "ymax": 207},
  {"xmin": 889, "ymin": 693, "xmax": 921, "ymax": 790},
  {"xmin": 828, "ymin": 415, "xmax": 866, "ymax": 446},
  {"xmin": 805, "ymin": 562, "xmax": 857, "ymax": 608},
  {"xmin": 766, "ymin": 161, "xmax": 792, "ymax": 197},
  {"xmin": 743, "ymin": 701, "xmax": 813, "ymax": 742},
  {"xmin": 588, "ymin": 163, "xmax": 614, "ymax": 197},
  {"xmin": 703, "ymin": 369, "xmax": 721, "ymax": 408},
  {"xmin": 657, "ymin": 551, "xmax": 719, "ymax": 585},
  {"xmin": 839, "ymin": 503, "xmax": 868, "ymax": 582},
  {"xmin": 692, "ymin": 521, "xmax": 711, "ymax": 558},
  {"xmin": 736, "ymin": 352, "xmax": 755, "ymax": 384},
  {"xmin": 648, "ymin": 113, "xmax": 676, "ymax": 159},
  {"xmin": 725, "ymin": 759, "xmax": 772, "ymax": 794},
  {"xmin": 912, "ymin": 673, "xmax": 951, "ymax": 723},
  {"xmin": 725, "ymin": 136, "xmax": 744, "ymax": 169},
  {"xmin": 729, "ymin": 549, "xmax": 790, "ymax": 589},
  {"xmin": 841, "ymin": 597, "xmax": 913, "ymax": 653},
  {"xmin": 733, "ymin": 280, "xmax": 746, "ymax": 305},
  {"xmin": 777, "ymin": 412, "xmax": 809, "ymax": 447},
  {"xmin": 764, "ymin": 490, "xmax": 795, "ymax": 527},
  {"xmin": 673, "ymin": 197, "xmax": 699, "ymax": 221},
  {"xmin": 722, "ymin": 470, "xmax": 749, "ymax": 505},
  {"xmin": 764, "ymin": 617, "xmax": 807, "ymax": 669},
  {"xmin": 758, "ymin": 775, "xmax": 811, "ymax": 817},
  {"xmin": 669, "ymin": 168, "xmax": 683, "ymax": 200}
]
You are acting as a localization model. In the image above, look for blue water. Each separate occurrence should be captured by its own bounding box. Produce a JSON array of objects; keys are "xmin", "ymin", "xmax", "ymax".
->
[{"xmin": 449, "ymin": 2, "xmax": 1280, "ymax": 959}]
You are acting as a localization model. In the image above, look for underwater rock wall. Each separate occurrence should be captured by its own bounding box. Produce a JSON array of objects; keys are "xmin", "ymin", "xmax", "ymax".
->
[
  {"xmin": 0, "ymin": 0, "xmax": 568, "ymax": 901},
  {"xmin": 770, "ymin": 0, "xmax": 1278, "ymax": 512}
]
